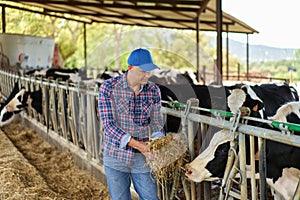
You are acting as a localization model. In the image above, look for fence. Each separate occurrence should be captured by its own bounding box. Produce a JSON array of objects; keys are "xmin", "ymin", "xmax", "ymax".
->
[{"xmin": 0, "ymin": 69, "xmax": 300, "ymax": 200}]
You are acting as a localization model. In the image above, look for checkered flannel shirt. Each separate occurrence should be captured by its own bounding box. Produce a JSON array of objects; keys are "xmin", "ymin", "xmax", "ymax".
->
[{"xmin": 98, "ymin": 73, "xmax": 165, "ymax": 164}]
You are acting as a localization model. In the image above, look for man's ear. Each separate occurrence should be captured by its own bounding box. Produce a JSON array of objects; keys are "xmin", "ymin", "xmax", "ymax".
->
[{"xmin": 128, "ymin": 65, "xmax": 134, "ymax": 70}]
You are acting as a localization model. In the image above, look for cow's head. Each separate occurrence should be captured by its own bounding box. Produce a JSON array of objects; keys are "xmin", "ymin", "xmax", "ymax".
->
[
  {"xmin": 185, "ymin": 130, "xmax": 231, "ymax": 182},
  {"xmin": 6, "ymin": 88, "xmax": 29, "ymax": 112},
  {"xmin": 240, "ymin": 86, "xmax": 265, "ymax": 118}
]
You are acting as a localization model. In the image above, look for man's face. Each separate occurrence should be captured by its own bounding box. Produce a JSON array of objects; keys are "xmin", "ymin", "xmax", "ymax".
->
[{"xmin": 130, "ymin": 66, "xmax": 152, "ymax": 85}]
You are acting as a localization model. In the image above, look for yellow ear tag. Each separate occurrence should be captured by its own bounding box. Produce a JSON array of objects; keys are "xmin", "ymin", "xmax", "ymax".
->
[{"xmin": 253, "ymin": 104, "xmax": 259, "ymax": 112}]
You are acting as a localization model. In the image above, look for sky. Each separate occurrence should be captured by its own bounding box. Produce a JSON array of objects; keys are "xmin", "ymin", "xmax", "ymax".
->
[{"xmin": 222, "ymin": 0, "xmax": 300, "ymax": 49}]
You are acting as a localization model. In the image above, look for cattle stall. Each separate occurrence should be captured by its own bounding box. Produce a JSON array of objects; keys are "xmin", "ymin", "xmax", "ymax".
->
[{"xmin": 0, "ymin": 69, "xmax": 300, "ymax": 200}]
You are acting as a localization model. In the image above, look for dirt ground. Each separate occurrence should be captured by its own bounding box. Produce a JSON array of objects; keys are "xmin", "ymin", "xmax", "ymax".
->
[{"xmin": 0, "ymin": 118, "xmax": 111, "ymax": 200}]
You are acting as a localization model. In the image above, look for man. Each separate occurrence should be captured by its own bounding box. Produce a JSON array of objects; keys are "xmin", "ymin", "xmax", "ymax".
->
[{"xmin": 98, "ymin": 48, "xmax": 165, "ymax": 200}]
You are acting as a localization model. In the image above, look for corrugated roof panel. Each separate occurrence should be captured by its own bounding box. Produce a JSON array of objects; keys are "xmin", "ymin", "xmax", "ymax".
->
[{"xmin": 2, "ymin": 0, "xmax": 258, "ymax": 33}]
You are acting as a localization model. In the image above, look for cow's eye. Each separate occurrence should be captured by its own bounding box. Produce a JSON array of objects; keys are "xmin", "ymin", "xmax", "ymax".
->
[
  {"xmin": 221, "ymin": 148, "xmax": 228, "ymax": 153},
  {"xmin": 215, "ymin": 142, "xmax": 229, "ymax": 156}
]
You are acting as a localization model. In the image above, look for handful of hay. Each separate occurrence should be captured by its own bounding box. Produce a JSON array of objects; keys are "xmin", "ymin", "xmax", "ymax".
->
[{"xmin": 146, "ymin": 133, "xmax": 189, "ymax": 181}]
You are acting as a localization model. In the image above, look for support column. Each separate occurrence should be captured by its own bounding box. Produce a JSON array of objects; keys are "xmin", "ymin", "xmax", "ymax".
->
[
  {"xmin": 83, "ymin": 23, "xmax": 87, "ymax": 70},
  {"xmin": 246, "ymin": 34, "xmax": 249, "ymax": 80},
  {"xmin": 226, "ymin": 25, "xmax": 229, "ymax": 80},
  {"xmin": 2, "ymin": 6, "xmax": 6, "ymax": 33},
  {"xmin": 216, "ymin": 0, "xmax": 223, "ymax": 84},
  {"xmin": 196, "ymin": 16, "xmax": 201, "ymax": 83}
]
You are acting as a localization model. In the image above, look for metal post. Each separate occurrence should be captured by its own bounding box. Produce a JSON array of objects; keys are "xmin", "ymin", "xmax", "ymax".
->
[
  {"xmin": 2, "ymin": 6, "xmax": 6, "ymax": 33},
  {"xmin": 239, "ymin": 133, "xmax": 248, "ymax": 199},
  {"xmin": 293, "ymin": 179, "xmax": 300, "ymax": 200},
  {"xmin": 258, "ymin": 138, "xmax": 267, "ymax": 200},
  {"xmin": 237, "ymin": 63, "xmax": 240, "ymax": 81},
  {"xmin": 216, "ymin": 0, "xmax": 223, "ymax": 85},
  {"xmin": 184, "ymin": 98, "xmax": 199, "ymax": 200},
  {"xmin": 226, "ymin": 25, "xmax": 229, "ymax": 80},
  {"xmin": 250, "ymin": 135, "xmax": 257, "ymax": 200},
  {"xmin": 83, "ymin": 23, "xmax": 87, "ymax": 70},
  {"xmin": 196, "ymin": 16, "xmax": 201, "ymax": 83},
  {"xmin": 246, "ymin": 34, "xmax": 249, "ymax": 81}
]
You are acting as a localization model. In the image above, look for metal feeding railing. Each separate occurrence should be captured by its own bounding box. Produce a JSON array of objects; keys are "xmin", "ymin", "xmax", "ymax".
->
[
  {"xmin": 161, "ymin": 99, "xmax": 300, "ymax": 200},
  {"xmin": 0, "ymin": 69, "xmax": 300, "ymax": 200}
]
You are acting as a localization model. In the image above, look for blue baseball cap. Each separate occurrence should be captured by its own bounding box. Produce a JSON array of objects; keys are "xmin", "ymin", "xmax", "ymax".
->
[{"xmin": 127, "ymin": 48, "xmax": 160, "ymax": 72}]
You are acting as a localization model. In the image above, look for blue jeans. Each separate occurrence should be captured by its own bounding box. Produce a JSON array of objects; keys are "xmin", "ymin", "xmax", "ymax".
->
[{"xmin": 104, "ymin": 153, "xmax": 159, "ymax": 200}]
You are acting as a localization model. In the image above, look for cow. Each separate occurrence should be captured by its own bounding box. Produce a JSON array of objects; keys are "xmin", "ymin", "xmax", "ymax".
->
[
  {"xmin": 0, "ymin": 82, "xmax": 43, "ymax": 127},
  {"xmin": 159, "ymin": 82, "xmax": 299, "ymax": 134},
  {"xmin": 159, "ymin": 84, "xmax": 231, "ymax": 111},
  {"xmin": 25, "ymin": 68, "xmax": 49, "ymax": 77},
  {"xmin": 6, "ymin": 88, "xmax": 29, "ymax": 112},
  {"xmin": 185, "ymin": 127, "xmax": 300, "ymax": 199},
  {"xmin": 25, "ymin": 67, "xmax": 83, "ymax": 83},
  {"xmin": 0, "ymin": 106, "xmax": 20, "ymax": 127},
  {"xmin": 0, "ymin": 82, "xmax": 28, "ymax": 126},
  {"xmin": 96, "ymin": 68, "xmax": 124, "ymax": 81},
  {"xmin": 149, "ymin": 69, "xmax": 198, "ymax": 85},
  {"xmin": 241, "ymin": 83, "xmax": 299, "ymax": 118},
  {"xmin": 45, "ymin": 68, "xmax": 81, "ymax": 82},
  {"xmin": 185, "ymin": 89, "xmax": 300, "ymax": 200},
  {"xmin": 270, "ymin": 101, "xmax": 300, "ymax": 123},
  {"xmin": 27, "ymin": 89, "xmax": 43, "ymax": 115},
  {"xmin": 158, "ymin": 83, "xmax": 232, "ymax": 133}
]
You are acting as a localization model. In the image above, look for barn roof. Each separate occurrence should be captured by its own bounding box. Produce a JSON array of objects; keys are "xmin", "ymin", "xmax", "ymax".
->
[{"xmin": 2, "ymin": 0, "xmax": 258, "ymax": 34}]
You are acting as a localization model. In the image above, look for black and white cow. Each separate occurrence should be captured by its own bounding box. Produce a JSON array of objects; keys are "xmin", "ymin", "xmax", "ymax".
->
[
  {"xmin": 0, "ymin": 82, "xmax": 43, "ymax": 127},
  {"xmin": 159, "ymin": 82, "xmax": 299, "ymax": 133},
  {"xmin": 270, "ymin": 101, "xmax": 300, "ymax": 123},
  {"xmin": 159, "ymin": 83, "xmax": 232, "ymax": 133},
  {"xmin": 150, "ymin": 69, "xmax": 198, "ymax": 85},
  {"xmin": 185, "ymin": 127, "xmax": 300, "ymax": 199},
  {"xmin": 241, "ymin": 83, "xmax": 299, "ymax": 118},
  {"xmin": 25, "ymin": 67, "xmax": 84, "ymax": 83},
  {"xmin": 0, "ymin": 83, "xmax": 28, "ymax": 126},
  {"xmin": 96, "ymin": 69, "xmax": 124, "ymax": 81},
  {"xmin": 25, "ymin": 68, "xmax": 49, "ymax": 77},
  {"xmin": 45, "ymin": 68, "xmax": 81, "ymax": 82},
  {"xmin": 185, "ymin": 88, "xmax": 300, "ymax": 200}
]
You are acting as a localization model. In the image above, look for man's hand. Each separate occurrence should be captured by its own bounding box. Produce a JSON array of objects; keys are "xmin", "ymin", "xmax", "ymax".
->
[{"xmin": 128, "ymin": 138, "xmax": 154, "ymax": 160}]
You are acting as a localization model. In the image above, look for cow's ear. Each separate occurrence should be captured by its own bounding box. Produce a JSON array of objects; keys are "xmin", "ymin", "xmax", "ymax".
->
[
  {"xmin": 252, "ymin": 104, "xmax": 259, "ymax": 111},
  {"xmin": 252, "ymin": 101, "xmax": 264, "ymax": 111}
]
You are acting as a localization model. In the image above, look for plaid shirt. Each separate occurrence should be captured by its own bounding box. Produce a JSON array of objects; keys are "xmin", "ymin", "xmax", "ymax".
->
[{"xmin": 98, "ymin": 72, "xmax": 165, "ymax": 164}]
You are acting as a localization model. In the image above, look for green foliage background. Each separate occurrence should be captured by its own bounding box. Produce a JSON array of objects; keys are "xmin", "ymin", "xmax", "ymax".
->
[{"xmin": 1, "ymin": 5, "xmax": 299, "ymax": 82}]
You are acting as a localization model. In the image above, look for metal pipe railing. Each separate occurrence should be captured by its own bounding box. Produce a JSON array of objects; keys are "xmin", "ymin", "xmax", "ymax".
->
[{"xmin": 1, "ymin": 69, "xmax": 300, "ymax": 200}]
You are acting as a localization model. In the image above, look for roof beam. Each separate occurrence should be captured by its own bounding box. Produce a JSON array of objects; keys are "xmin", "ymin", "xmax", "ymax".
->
[
  {"xmin": 197, "ymin": 0, "xmax": 210, "ymax": 15},
  {"xmin": 0, "ymin": 3, "xmax": 92, "ymax": 23},
  {"xmin": 2, "ymin": 0, "xmax": 258, "ymax": 33},
  {"xmin": 7, "ymin": 0, "xmax": 202, "ymax": 12},
  {"xmin": 10, "ymin": 0, "xmax": 203, "ymax": 6},
  {"xmin": 115, "ymin": 0, "xmax": 203, "ymax": 6},
  {"xmin": 44, "ymin": 9, "xmax": 235, "ymax": 25}
]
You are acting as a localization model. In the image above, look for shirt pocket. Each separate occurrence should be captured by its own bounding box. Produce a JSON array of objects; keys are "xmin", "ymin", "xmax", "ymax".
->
[
  {"xmin": 116, "ymin": 98, "xmax": 129, "ymax": 115},
  {"xmin": 142, "ymin": 99, "xmax": 154, "ymax": 119}
]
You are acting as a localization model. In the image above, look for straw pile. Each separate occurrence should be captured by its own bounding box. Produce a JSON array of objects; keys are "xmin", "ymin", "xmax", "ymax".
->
[
  {"xmin": 0, "ymin": 119, "xmax": 110, "ymax": 199},
  {"xmin": 146, "ymin": 133, "xmax": 189, "ymax": 181}
]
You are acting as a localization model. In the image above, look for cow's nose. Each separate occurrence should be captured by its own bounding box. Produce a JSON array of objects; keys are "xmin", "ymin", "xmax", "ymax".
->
[{"xmin": 185, "ymin": 164, "xmax": 192, "ymax": 175}]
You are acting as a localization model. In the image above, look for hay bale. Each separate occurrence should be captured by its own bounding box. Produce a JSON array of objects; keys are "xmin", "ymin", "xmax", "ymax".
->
[{"xmin": 146, "ymin": 133, "xmax": 189, "ymax": 181}]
